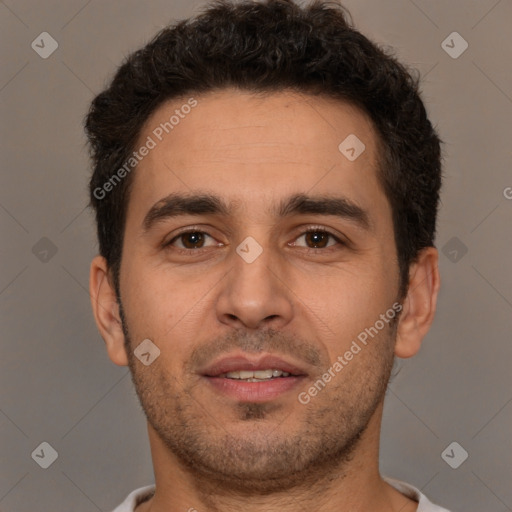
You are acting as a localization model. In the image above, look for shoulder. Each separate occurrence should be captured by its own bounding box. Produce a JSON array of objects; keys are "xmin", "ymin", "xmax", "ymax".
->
[
  {"xmin": 109, "ymin": 485, "xmax": 156, "ymax": 512},
  {"xmin": 383, "ymin": 476, "xmax": 453, "ymax": 512}
]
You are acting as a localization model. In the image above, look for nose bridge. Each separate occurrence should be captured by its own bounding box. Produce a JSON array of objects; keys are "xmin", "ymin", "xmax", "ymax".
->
[
  {"xmin": 216, "ymin": 230, "xmax": 293, "ymax": 329},
  {"xmin": 241, "ymin": 235, "xmax": 276, "ymax": 277},
  {"xmin": 231, "ymin": 231, "xmax": 280, "ymax": 297}
]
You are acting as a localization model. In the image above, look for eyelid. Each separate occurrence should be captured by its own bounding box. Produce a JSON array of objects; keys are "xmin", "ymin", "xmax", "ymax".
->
[{"xmin": 294, "ymin": 224, "xmax": 343, "ymax": 238}]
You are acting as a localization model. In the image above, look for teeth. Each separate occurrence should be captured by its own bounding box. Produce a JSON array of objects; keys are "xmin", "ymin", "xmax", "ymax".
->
[
  {"xmin": 254, "ymin": 369, "xmax": 273, "ymax": 379},
  {"xmin": 223, "ymin": 369, "xmax": 291, "ymax": 380}
]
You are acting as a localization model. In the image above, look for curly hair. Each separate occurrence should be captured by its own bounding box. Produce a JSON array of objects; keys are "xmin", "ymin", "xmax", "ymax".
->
[{"xmin": 85, "ymin": 0, "xmax": 442, "ymax": 299}]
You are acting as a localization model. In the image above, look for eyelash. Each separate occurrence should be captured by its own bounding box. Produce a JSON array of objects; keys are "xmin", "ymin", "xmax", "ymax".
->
[{"xmin": 163, "ymin": 226, "xmax": 345, "ymax": 256}]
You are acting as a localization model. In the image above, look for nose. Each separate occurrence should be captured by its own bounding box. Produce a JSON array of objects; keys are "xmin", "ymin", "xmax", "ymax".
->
[{"xmin": 215, "ymin": 239, "xmax": 294, "ymax": 331}]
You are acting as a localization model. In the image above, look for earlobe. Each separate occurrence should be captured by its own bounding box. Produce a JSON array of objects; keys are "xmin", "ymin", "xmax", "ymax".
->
[
  {"xmin": 395, "ymin": 247, "xmax": 440, "ymax": 359},
  {"xmin": 89, "ymin": 255, "xmax": 129, "ymax": 366}
]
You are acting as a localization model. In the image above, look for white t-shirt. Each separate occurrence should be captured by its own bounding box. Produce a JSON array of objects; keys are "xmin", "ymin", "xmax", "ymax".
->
[{"xmin": 110, "ymin": 477, "xmax": 452, "ymax": 511}]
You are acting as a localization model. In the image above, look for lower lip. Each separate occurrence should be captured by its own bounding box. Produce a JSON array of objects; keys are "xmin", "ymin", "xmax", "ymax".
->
[{"xmin": 204, "ymin": 376, "xmax": 304, "ymax": 402}]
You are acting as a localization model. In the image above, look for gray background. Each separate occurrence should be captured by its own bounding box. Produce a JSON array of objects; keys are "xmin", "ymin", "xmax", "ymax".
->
[{"xmin": 1, "ymin": 0, "xmax": 511, "ymax": 511}]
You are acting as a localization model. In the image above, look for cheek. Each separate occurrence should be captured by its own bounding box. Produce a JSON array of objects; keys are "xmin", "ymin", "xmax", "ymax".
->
[
  {"xmin": 291, "ymin": 262, "xmax": 393, "ymax": 350},
  {"xmin": 119, "ymin": 259, "xmax": 173, "ymax": 337},
  {"xmin": 120, "ymin": 256, "xmax": 217, "ymax": 348}
]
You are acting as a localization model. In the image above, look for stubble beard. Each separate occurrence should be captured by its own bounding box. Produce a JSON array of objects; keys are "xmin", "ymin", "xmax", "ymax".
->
[{"xmin": 120, "ymin": 302, "xmax": 397, "ymax": 495}]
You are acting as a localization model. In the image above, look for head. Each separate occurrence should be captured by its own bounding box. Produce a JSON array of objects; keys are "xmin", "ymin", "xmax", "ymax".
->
[{"xmin": 87, "ymin": 0, "xmax": 441, "ymax": 494}]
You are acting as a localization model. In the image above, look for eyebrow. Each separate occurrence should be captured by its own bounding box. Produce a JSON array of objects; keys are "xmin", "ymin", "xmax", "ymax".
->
[{"xmin": 142, "ymin": 192, "xmax": 371, "ymax": 233}]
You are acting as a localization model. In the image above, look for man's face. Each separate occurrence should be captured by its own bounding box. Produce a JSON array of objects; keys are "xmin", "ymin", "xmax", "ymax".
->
[{"xmin": 118, "ymin": 89, "xmax": 400, "ymax": 490}]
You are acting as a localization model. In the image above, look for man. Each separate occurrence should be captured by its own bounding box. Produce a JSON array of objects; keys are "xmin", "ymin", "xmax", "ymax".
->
[{"xmin": 86, "ymin": 0, "xmax": 449, "ymax": 510}]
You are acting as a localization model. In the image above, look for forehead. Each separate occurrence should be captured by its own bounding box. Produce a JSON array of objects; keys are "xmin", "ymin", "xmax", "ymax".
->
[{"xmin": 127, "ymin": 88, "xmax": 388, "ymax": 227}]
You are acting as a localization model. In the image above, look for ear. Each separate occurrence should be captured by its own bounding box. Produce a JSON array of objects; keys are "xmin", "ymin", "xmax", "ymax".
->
[
  {"xmin": 395, "ymin": 246, "xmax": 440, "ymax": 358},
  {"xmin": 89, "ymin": 255, "xmax": 129, "ymax": 366}
]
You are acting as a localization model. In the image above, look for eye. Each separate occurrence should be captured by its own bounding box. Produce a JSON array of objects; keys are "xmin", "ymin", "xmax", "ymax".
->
[
  {"xmin": 292, "ymin": 228, "xmax": 343, "ymax": 250},
  {"xmin": 163, "ymin": 226, "xmax": 344, "ymax": 254},
  {"xmin": 165, "ymin": 230, "xmax": 219, "ymax": 250}
]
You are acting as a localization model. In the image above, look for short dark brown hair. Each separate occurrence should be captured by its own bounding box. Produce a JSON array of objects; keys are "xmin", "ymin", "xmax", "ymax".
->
[{"xmin": 85, "ymin": 0, "xmax": 442, "ymax": 298}]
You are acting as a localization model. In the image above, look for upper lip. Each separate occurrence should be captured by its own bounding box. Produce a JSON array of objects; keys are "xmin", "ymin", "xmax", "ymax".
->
[{"xmin": 200, "ymin": 354, "xmax": 308, "ymax": 377}]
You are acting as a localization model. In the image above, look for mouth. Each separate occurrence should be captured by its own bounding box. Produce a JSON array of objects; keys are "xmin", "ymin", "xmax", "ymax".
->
[
  {"xmin": 217, "ymin": 368, "xmax": 294, "ymax": 382},
  {"xmin": 200, "ymin": 354, "xmax": 308, "ymax": 402}
]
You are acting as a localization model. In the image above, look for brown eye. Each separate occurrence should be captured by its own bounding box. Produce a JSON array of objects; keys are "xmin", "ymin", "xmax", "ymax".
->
[
  {"xmin": 166, "ymin": 231, "xmax": 217, "ymax": 250},
  {"xmin": 180, "ymin": 232, "xmax": 205, "ymax": 249},
  {"xmin": 304, "ymin": 231, "xmax": 331, "ymax": 248},
  {"xmin": 294, "ymin": 229, "xmax": 340, "ymax": 250}
]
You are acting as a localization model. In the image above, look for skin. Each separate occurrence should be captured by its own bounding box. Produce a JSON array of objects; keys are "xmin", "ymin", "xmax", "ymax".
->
[{"xmin": 90, "ymin": 88, "xmax": 440, "ymax": 512}]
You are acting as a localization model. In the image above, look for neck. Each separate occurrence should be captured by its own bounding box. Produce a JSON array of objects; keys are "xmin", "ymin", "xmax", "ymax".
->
[{"xmin": 137, "ymin": 403, "xmax": 417, "ymax": 512}]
